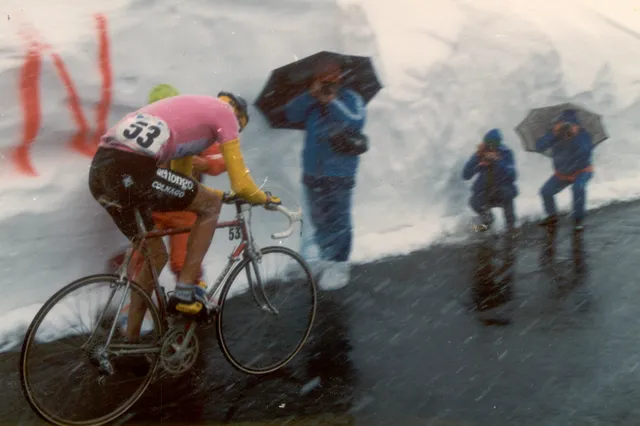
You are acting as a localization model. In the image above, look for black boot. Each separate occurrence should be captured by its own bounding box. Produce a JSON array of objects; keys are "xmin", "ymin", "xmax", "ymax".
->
[
  {"xmin": 482, "ymin": 211, "xmax": 495, "ymax": 229},
  {"xmin": 538, "ymin": 214, "xmax": 558, "ymax": 227},
  {"xmin": 473, "ymin": 211, "xmax": 494, "ymax": 232}
]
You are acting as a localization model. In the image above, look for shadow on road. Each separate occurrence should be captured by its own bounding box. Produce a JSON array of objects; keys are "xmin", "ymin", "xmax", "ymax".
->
[
  {"xmin": 127, "ymin": 292, "xmax": 358, "ymax": 424},
  {"xmin": 470, "ymin": 233, "xmax": 516, "ymax": 324},
  {"xmin": 539, "ymin": 224, "xmax": 591, "ymax": 307},
  {"xmin": 471, "ymin": 224, "xmax": 590, "ymax": 326}
]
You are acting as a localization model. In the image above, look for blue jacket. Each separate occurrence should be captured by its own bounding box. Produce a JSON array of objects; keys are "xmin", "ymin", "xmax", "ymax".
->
[
  {"xmin": 284, "ymin": 88, "xmax": 366, "ymax": 178},
  {"xmin": 462, "ymin": 143, "xmax": 518, "ymax": 200},
  {"xmin": 535, "ymin": 129, "xmax": 593, "ymax": 176}
]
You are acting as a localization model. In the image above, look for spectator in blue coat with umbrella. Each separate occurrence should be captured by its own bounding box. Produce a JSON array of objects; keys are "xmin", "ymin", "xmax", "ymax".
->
[
  {"xmin": 462, "ymin": 128, "xmax": 519, "ymax": 234},
  {"xmin": 284, "ymin": 60, "xmax": 367, "ymax": 291},
  {"xmin": 535, "ymin": 109, "xmax": 594, "ymax": 232}
]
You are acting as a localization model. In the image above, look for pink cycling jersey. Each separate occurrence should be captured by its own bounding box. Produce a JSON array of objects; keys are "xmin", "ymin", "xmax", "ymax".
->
[{"xmin": 100, "ymin": 94, "xmax": 240, "ymax": 165}]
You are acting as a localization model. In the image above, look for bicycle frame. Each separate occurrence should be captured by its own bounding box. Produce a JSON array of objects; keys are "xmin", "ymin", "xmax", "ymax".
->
[{"xmin": 100, "ymin": 201, "xmax": 261, "ymax": 357}]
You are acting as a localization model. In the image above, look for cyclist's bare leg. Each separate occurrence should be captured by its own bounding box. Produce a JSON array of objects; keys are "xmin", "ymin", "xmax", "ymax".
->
[
  {"xmin": 125, "ymin": 238, "xmax": 168, "ymax": 342},
  {"xmin": 178, "ymin": 185, "xmax": 222, "ymax": 285}
]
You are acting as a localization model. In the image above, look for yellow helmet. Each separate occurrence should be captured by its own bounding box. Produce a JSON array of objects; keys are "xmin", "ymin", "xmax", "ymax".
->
[{"xmin": 148, "ymin": 83, "xmax": 180, "ymax": 104}]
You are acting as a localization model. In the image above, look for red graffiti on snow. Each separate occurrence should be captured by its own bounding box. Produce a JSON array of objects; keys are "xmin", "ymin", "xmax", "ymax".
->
[
  {"xmin": 13, "ymin": 39, "xmax": 42, "ymax": 176},
  {"xmin": 11, "ymin": 14, "xmax": 113, "ymax": 176},
  {"xmin": 94, "ymin": 14, "xmax": 112, "ymax": 149}
]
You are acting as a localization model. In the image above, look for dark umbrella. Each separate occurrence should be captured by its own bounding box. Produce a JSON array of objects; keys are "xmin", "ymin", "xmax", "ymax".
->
[
  {"xmin": 515, "ymin": 102, "xmax": 609, "ymax": 157},
  {"xmin": 255, "ymin": 51, "xmax": 383, "ymax": 130}
]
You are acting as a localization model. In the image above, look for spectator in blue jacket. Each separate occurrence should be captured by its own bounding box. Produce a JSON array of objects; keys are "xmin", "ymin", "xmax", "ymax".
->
[
  {"xmin": 535, "ymin": 109, "xmax": 593, "ymax": 232},
  {"xmin": 284, "ymin": 61, "xmax": 366, "ymax": 291},
  {"xmin": 462, "ymin": 128, "xmax": 518, "ymax": 234}
]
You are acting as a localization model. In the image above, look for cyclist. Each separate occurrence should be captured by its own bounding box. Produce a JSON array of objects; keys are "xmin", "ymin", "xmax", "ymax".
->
[
  {"xmin": 89, "ymin": 92, "xmax": 281, "ymax": 342},
  {"xmin": 112, "ymin": 84, "xmax": 227, "ymax": 289}
]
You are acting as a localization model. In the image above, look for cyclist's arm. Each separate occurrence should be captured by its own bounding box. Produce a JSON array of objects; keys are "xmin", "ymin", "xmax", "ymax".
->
[
  {"xmin": 212, "ymin": 103, "xmax": 268, "ymax": 204},
  {"xmin": 220, "ymin": 139, "xmax": 268, "ymax": 204}
]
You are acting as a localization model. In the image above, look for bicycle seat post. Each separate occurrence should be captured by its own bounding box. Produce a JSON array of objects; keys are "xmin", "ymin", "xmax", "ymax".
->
[
  {"xmin": 132, "ymin": 207, "xmax": 164, "ymax": 299},
  {"xmin": 133, "ymin": 207, "xmax": 148, "ymax": 238}
]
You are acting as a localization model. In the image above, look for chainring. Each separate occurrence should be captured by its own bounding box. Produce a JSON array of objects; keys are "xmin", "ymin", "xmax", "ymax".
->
[{"xmin": 160, "ymin": 326, "xmax": 200, "ymax": 376}]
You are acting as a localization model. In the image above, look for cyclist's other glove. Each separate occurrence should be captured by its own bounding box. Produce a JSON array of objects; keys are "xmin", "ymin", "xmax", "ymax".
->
[
  {"xmin": 222, "ymin": 191, "xmax": 238, "ymax": 204},
  {"xmin": 264, "ymin": 191, "xmax": 281, "ymax": 209}
]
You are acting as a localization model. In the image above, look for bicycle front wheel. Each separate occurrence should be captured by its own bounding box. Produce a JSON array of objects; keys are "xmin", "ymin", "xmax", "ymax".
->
[
  {"xmin": 20, "ymin": 274, "xmax": 163, "ymax": 426},
  {"xmin": 217, "ymin": 246, "xmax": 317, "ymax": 375}
]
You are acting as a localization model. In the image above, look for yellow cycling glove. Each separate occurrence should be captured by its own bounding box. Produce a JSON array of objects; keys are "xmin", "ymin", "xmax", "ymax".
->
[{"xmin": 219, "ymin": 139, "xmax": 270, "ymax": 204}]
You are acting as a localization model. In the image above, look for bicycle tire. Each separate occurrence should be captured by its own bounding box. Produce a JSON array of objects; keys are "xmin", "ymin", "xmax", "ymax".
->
[
  {"xmin": 20, "ymin": 274, "xmax": 164, "ymax": 426},
  {"xmin": 216, "ymin": 246, "xmax": 317, "ymax": 375}
]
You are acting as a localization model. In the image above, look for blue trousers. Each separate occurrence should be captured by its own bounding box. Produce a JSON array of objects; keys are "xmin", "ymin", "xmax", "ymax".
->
[
  {"xmin": 301, "ymin": 176, "xmax": 354, "ymax": 263},
  {"xmin": 469, "ymin": 192, "xmax": 516, "ymax": 227},
  {"xmin": 540, "ymin": 172, "xmax": 592, "ymax": 221}
]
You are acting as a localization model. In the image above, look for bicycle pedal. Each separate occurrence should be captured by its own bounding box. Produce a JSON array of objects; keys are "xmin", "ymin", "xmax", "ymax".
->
[
  {"xmin": 175, "ymin": 301, "xmax": 203, "ymax": 315},
  {"xmin": 175, "ymin": 301, "xmax": 216, "ymax": 323}
]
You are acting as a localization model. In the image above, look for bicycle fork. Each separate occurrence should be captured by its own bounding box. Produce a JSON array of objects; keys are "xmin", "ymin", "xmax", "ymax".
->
[
  {"xmin": 245, "ymin": 251, "xmax": 280, "ymax": 316},
  {"xmin": 85, "ymin": 279, "xmax": 132, "ymax": 377}
]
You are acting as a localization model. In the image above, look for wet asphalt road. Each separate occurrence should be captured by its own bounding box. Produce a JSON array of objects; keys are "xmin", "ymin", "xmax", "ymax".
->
[{"xmin": 3, "ymin": 200, "xmax": 640, "ymax": 425}]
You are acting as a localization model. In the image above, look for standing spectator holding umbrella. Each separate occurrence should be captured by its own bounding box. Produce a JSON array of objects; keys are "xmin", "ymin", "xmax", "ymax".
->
[
  {"xmin": 254, "ymin": 52, "xmax": 382, "ymax": 291},
  {"xmin": 283, "ymin": 60, "xmax": 367, "ymax": 290},
  {"xmin": 515, "ymin": 104, "xmax": 608, "ymax": 236},
  {"xmin": 535, "ymin": 109, "xmax": 594, "ymax": 233}
]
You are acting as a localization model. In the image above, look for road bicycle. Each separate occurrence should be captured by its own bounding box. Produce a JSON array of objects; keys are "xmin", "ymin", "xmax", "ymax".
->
[{"xmin": 19, "ymin": 194, "xmax": 317, "ymax": 426}]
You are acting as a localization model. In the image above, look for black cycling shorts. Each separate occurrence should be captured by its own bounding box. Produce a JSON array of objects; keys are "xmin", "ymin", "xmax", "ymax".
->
[{"xmin": 88, "ymin": 146, "xmax": 199, "ymax": 239}]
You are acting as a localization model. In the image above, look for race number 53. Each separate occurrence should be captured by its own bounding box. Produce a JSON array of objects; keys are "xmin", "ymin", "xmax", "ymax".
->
[
  {"xmin": 114, "ymin": 113, "xmax": 170, "ymax": 155},
  {"xmin": 228, "ymin": 227, "xmax": 241, "ymax": 240}
]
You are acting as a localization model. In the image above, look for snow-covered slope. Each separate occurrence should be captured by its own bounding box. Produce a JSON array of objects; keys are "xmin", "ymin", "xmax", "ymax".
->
[{"xmin": 1, "ymin": 0, "xmax": 640, "ymax": 349}]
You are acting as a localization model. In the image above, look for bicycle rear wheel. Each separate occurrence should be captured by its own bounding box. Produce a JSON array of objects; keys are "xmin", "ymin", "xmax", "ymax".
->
[
  {"xmin": 20, "ymin": 274, "xmax": 163, "ymax": 426},
  {"xmin": 216, "ymin": 246, "xmax": 317, "ymax": 375}
]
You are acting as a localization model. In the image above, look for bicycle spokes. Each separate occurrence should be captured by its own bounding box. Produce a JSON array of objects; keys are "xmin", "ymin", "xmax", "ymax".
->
[
  {"xmin": 21, "ymin": 275, "xmax": 162, "ymax": 426},
  {"xmin": 217, "ymin": 246, "xmax": 316, "ymax": 374}
]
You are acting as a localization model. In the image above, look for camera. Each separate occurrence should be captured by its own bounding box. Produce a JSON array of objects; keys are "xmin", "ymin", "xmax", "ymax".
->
[
  {"xmin": 557, "ymin": 123, "xmax": 574, "ymax": 140},
  {"xmin": 320, "ymin": 82, "xmax": 339, "ymax": 95}
]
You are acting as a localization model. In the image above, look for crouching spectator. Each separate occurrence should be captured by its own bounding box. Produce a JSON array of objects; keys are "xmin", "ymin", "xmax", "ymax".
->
[{"xmin": 462, "ymin": 128, "xmax": 518, "ymax": 234}]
